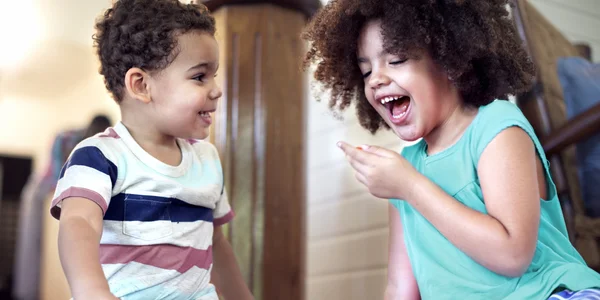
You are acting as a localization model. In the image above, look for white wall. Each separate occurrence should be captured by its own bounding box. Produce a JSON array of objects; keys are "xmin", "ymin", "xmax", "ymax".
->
[
  {"xmin": 529, "ymin": 0, "xmax": 600, "ymax": 62},
  {"xmin": 303, "ymin": 85, "xmax": 409, "ymax": 300},
  {"xmin": 304, "ymin": 1, "xmax": 600, "ymax": 299},
  {"xmin": 0, "ymin": 0, "xmax": 120, "ymax": 173}
]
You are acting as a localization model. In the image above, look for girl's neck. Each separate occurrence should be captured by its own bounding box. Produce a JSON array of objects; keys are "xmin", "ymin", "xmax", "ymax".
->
[{"xmin": 423, "ymin": 104, "xmax": 478, "ymax": 155}]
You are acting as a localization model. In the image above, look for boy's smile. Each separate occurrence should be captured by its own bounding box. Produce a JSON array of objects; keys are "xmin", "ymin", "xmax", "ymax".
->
[
  {"xmin": 119, "ymin": 30, "xmax": 222, "ymax": 166},
  {"xmin": 144, "ymin": 30, "xmax": 222, "ymax": 141},
  {"xmin": 198, "ymin": 109, "xmax": 215, "ymax": 125}
]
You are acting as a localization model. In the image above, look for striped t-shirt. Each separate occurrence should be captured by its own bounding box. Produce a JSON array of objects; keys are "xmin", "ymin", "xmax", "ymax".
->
[{"xmin": 50, "ymin": 122, "xmax": 234, "ymax": 299}]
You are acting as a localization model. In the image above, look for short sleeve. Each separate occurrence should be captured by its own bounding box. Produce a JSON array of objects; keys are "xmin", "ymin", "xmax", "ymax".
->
[
  {"xmin": 50, "ymin": 145, "xmax": 118, "ymax": 220},
  {"xmin": 213, "ymin": 186, "xmax": 234, "ymax": 226},
  {"xmin": 194, "ymin": 140, "xmax": 235, "ymax": 226},
  {"xmin": 470, "ymin": 100, "xmax": 543, "ymax": 167}
]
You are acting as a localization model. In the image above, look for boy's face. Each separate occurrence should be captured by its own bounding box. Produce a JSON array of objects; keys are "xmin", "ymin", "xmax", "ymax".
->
[
  {"xmin": 357, "ymin": 20, "xmax": 459, "ymax": 142},
  {"xmin": 146, "ymin": 30, "xmax": 221, "ymax": 140}
]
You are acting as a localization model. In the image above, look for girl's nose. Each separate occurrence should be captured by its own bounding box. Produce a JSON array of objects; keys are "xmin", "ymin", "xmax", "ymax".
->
[{"xmin": 368, "ymin": 71, "xmax": 391, "ymax": 90}]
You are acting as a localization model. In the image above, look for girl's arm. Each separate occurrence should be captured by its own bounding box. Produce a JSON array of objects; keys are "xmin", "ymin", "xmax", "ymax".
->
[
  {"xmin": 408, "ymin": 127, "xmax": 542, "ymax": 277},
  {"xmin": 385, "ymin": 203, "xmax": 421, "ymax": 300},
  {"xmin": 58, "ymin": 197, "xmax": 118, "ymax": 299},
  {"xmin": 211, "ymin": 226, "xmax": 254, "ymax": 300}
]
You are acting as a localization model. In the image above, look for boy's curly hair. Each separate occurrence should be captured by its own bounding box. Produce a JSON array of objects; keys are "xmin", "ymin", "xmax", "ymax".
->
[
  {"xmin": 93, "ymin": 0, "xmax": 216, "ymax": 102},
  {"xmin": 302, "ymin": 0, "xmax": 536, "ymax": 133}
]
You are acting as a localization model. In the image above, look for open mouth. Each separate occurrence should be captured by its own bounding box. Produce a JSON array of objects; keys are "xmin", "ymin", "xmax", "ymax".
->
[
  {"xmin": 198, "ymin": 110, "xmax": 214, "ymax": 124},
  {"xmin": 380, "ymin": 96, "xmax": 411, "ymax": 124}
]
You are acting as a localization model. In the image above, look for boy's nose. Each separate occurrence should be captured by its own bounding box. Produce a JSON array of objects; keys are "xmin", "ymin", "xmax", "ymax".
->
[{"xmin": 210, "ymin": 86, "xmax": 223, "ymax": 100}]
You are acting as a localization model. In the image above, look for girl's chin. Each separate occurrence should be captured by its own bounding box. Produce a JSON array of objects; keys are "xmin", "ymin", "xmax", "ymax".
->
[
  {"xmin": 397, "ymin": 135, "xmax": 422, "ymax": 142},
  {"xmin": 391, "ymin": 126, "xmax": 422, "ymax": 142}
]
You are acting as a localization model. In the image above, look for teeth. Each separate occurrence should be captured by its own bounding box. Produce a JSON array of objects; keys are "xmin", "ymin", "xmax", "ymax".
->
[
  {"xmin": 199, "ymin": 111, "xmax": 210, "ymax": 116},
  {"xmin": 392, "ymin": 110, "xmax": 407, "ymax": 119},
  {"xmin": 380, "ymin": 96, "xmax": 403, "ymax": 104}
]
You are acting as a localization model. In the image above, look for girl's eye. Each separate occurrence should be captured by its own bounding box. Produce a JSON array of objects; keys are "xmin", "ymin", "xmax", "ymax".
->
[
  {"xmin": 362, "ymin": 71, "xmax": 372, "ymax": 79},
  {"xmin": 193, "ymin": 74, "xmax": 205, "ymax": 81},
  {"xmin": 390, "ymin": 59, "xmax": 407, "ymax": 65}
]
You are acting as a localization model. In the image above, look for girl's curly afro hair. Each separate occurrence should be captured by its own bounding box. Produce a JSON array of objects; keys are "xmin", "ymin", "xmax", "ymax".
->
[{"xmin": 302, "ymin": 0, "xmax": 535, "ymax": 133}]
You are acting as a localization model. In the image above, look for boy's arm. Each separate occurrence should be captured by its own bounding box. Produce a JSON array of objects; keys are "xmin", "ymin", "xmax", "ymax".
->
[
  {"xmin": 211, "ymin": 226, "xmax": 254, "ymax": 300},
  {"xmin": 385, "ymin": 203, "xmax": 420, "ymax": 300},
  {"xmin": 58, "ymin": 197, "xmax": 118, "ymax": 300}
]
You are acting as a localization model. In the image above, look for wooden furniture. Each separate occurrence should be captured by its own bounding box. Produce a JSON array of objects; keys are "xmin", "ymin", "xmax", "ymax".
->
[
  {"xmin": 511, "ymin": 0, "xmax": 600, "ymax": 269},
  {"xmin": 197, "ymin": 1, "xmax": 321, "ymax": 299},
  {"xmin": 202, "ymin": 0, "xmax": 320, "ymax": 18}
]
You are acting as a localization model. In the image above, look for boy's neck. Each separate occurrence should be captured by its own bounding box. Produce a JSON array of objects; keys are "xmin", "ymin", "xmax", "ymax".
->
[
  {"xmin": 423, "ymin": 104, "xmax": 478, "ymax": 155},
  {"xmin": 120, "ymin": 109, "xmax": 183, "ymax": 166}
]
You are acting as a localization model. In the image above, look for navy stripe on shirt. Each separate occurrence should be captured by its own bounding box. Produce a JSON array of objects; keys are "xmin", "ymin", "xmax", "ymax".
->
[
  {"xmin": 59, "ymin": 146, "xmax": 118, "ymax": 188},
  {"xmin": 104, "ymin": 193, "xmax": 214, "ymax": 223}
]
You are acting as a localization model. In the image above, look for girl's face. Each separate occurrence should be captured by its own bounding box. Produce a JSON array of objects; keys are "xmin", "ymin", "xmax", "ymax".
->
[{"xmin": 357, "ymin": 19, "xmax": 462, "ymax": 142}]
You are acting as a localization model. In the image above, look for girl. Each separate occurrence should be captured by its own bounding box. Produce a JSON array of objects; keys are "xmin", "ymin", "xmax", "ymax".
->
[{"xmin": 302, "ymin": 0, "xmax": 600, "ymax": 299}]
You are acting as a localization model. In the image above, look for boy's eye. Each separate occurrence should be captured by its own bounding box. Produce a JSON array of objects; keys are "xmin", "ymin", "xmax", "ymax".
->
[
  {"xmin": 193, "ymin": 74, "xmax": 205, "ymax": 81},
  {"xmin": 362, "ymin": 71, "xmax": 371, "ymax": 79}
]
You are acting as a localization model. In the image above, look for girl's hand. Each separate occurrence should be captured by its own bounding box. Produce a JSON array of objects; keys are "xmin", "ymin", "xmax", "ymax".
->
[{"xmin": 337, "ymin": 141, "xmax": 421, "ymax": 200}]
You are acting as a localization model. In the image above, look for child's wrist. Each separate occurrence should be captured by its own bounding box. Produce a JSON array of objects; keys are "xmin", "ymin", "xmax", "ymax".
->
[
  {"xmin": 72, "ymin": 282, "xmax": 113, "ymax": 299},
  {"xmin": 403, "ymin": 172, "xmax": 428, "ymax": 203},
  {"xmin": 73, "ymin": 289, "xmax": 117, "ymax": 300}
]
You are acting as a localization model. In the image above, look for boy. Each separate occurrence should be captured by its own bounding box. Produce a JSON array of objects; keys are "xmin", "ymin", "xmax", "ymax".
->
[{"xmin": 50, "ymin": 1, "xmax": 253, "ymax": 299}]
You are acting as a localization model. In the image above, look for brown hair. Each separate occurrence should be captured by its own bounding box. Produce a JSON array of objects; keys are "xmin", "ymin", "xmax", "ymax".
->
[
  {"xmin": 93, "ymin": 0, "xmax": 216, "ymax": 102},
  {"xmin": 302, "ymin": 0, "xmax": 535, "ymax": 133}
]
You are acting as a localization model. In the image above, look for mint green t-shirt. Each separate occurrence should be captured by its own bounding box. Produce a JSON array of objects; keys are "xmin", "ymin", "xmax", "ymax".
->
[{"xmin": 391, "ymin": 100, "xmax": 600, "ymax": 299}]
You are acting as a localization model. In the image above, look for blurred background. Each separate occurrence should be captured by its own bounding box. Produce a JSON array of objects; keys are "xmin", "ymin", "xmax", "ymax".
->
[{"xmin": 0, "ymin": 0, "xmax": 598, "ymax": 299}]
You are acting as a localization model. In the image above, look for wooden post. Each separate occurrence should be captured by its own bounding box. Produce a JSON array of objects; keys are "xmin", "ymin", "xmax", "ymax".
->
[{"xmin": 195, "ymin": 1, "xmax": 320, "ymax": 299}]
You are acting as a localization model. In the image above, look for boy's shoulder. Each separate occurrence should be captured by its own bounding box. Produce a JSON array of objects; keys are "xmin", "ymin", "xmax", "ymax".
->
[
  {"xmin": 79, "ymin": 126, "xmax": 121, "ymax": 146},
  {"xmin": 71, "ymin": 127, "xmax": 124, "ymax": 162}
]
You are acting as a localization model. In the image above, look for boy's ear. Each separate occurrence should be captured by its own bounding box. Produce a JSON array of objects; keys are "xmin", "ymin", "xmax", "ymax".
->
[{"xmin": 124, "ymin": 67, "xmax": 152, "ymax": 103}]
